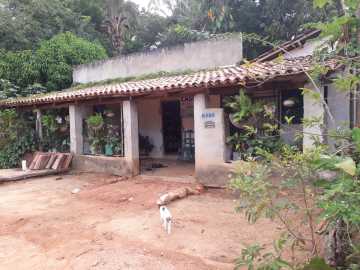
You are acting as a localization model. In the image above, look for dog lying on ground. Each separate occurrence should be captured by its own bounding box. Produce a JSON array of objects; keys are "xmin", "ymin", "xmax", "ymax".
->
[{"xmin": 159, "ymin": 206, "xmax": 172, "ymax": 234}]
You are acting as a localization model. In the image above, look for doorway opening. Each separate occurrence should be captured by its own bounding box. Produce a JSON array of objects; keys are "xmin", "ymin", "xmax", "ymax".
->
[{"xmin": 162, "ymin": 100, "xmax": 182, "ymax": 155}]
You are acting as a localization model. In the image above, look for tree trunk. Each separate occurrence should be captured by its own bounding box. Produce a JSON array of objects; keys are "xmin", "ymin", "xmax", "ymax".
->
[
  {"xmin": 355, "ymin": 5, "xmax": 360, "ymax": 127},
  {"xmin": 324, "ymin": 220, "xmax": 349, "ymax": 267}
]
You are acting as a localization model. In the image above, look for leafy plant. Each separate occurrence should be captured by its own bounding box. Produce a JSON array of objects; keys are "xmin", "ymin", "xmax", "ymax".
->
[
  {"xmin": 225, "ymin": 90, "xmax": 264, "ymax": 124},
  {"xmin": 104, "ymin": 124, "xmax": 122, "ymax": 156},
  {"xmin": 86, "ymin": 113, "xmax": 104, "ymax": 130},
  {"xmin": 0, "ymin": 109, "xmax": 38, "ymax": 168},
  {"xmin": 41, "ymin": 112, "xmax": 69, "ymax": 152},
  {"xmin": 86, "ymin": 113, "xmax": 105, "ymax": 154},
  {"xmin": 235, "ymin": 237, "xmax": 293, "ymax": 270}
]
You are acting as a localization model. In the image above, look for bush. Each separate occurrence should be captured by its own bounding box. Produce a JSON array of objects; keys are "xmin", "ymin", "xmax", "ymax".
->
[
  {"xmin": 0, "ymin": 109, "xmax": 38, "ymax": 168},
  {"xmin": 0, "ymin": 32, "xmax": 108, "ymax": 97},
  {"xmin": 35, "ymin": 32, "xmax": 108, "ymax": 91}
]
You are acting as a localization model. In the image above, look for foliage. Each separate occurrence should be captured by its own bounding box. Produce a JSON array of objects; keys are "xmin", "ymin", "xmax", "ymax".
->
[
  {"xmin": 225, "ymin": 90, "xmax": 264, "ymax": 123},
  {"xmin": 86, "ymin": 113, "xmax": 105, "ymax": 155},
  {"xmin": 102, "ymin": 0, "xmax": 139, "ymax": 54},
  {"xmin": 35, "ymin": 32, "xmax": 107, "ymax": 91},
  {"xmin": 105, "ymin": 124, "xmax": 122, "ymax": 156},
  {"xmin": 0, "ymin": 79, "xmax": 20, "ymax": 99},
  {"xmin": 155, "ymin": 24, "xmax": 210, "ymax": 48},
  {"xmin": 0, "ymin": 32, "xmax": 108, "ymax": 96},
  {"xmin": 41, "ymin": 112, "xmax": 70, "ymax": 152},
  {"xmin": 0, "ymin": 0, "xmax": 109, "ymax": 51},
  {"xmin": 235, "ymin": 238, "xmax": 294, "ymax": 270},
  {"xmin": 225, "ymin": 90, "xmax": 282, "ymax": 160},
  {"xmin": 0, "ymin": 109, "xmax": 38, "ymax": 168},
  {"xmin": 86, "ymin": 113, "xmax": 104, "ymax": 130}
]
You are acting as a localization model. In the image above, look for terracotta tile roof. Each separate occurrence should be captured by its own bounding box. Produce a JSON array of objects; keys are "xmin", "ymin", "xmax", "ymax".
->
[{"xmin": 0, "ymin": 56, "xmax": 338, "ymax": 107}]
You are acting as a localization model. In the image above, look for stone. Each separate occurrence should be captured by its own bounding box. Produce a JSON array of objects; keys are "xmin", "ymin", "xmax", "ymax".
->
[{"xmin": 71, "ymin": 188, "xmax": 81, "ymax": 194}]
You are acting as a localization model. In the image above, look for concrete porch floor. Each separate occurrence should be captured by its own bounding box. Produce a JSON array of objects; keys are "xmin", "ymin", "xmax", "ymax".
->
[{"xmin": 140, "ymin": 158, "xmax": 195, "ymax": 183}]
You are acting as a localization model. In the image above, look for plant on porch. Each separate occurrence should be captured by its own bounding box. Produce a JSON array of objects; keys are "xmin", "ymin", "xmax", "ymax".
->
[
  {"xmin": 41, "ymin": 111, "xmax": 70, "ymax": 152},
  {"xmin": 225, "ymin": 90, "xmax": 282, "ymax": 160},
  {"xmin": 104, "ymin": 124, "xmax": 122, "ymax": 156},
  {"xmin": 86, "ymin": 113, "xmax": 105, "ymax": 155}
]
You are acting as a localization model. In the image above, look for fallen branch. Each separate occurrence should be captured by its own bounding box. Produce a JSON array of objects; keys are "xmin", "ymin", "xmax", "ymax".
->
[{"xmin": 156, "ymin": 185, "xmax": 204, "ymax": 206}]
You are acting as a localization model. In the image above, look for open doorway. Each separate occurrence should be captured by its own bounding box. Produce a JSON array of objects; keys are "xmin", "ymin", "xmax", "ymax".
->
[
  {"xmin": 162, "ymin": 100, "xmax": 182, "ymax": 155},
  {"xmin": 137, "ymin": 98, "xmax": 195, "ymax": 181}
]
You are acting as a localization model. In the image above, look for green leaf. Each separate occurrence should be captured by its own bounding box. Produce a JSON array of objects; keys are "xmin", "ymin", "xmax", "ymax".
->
[
  {"xmin": 335, "ymin": 158, "xmax": 356, "ymax": 176},
  {"xmin": 352, "ymin": 128, "xmax": 360, "ymax": 152},
  {"xmin": 313, "ymin": 0, "xmax": 332, "ymax": 8},
  {"xmin": 345, "ymin": 0, "xmax": 360, "ymax": 9}
]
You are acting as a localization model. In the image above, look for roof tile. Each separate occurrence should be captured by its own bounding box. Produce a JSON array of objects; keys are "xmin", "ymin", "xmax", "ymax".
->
[{"xmin": 0, "ymin": 56, "xmax": 338, "ymax": 107}]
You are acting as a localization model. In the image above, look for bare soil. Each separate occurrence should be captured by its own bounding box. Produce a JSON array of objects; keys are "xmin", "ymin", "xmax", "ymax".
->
[{"xmin": 0, "ymin": 172, "xmax": 284, "ymax": 269}]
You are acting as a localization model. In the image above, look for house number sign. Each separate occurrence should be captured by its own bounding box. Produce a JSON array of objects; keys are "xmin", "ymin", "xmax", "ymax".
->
[{"xmin": 202, "ymin": 112, "xmax": 216, "ymax": 129}]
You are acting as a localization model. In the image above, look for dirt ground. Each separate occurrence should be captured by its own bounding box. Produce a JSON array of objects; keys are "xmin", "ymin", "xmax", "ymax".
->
[{"xmin": 0, "ymin": 172, "xmax": 284, "ymax": 270}]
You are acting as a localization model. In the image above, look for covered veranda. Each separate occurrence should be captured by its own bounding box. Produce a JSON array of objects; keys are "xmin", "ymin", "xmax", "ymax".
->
[{"xmin": 0, "ymin": 56, "xmax": 338, "ymax": 186}]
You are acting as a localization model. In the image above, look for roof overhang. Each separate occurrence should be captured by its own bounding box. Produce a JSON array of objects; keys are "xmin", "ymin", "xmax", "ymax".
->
[{"xmin": 0, "ymin": 56, "xmax": 339, "ymax": 109}]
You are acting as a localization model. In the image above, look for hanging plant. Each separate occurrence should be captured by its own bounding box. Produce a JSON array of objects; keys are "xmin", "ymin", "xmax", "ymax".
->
[{"xmin": 86, "ymin": 113, "xmax": 104, "ymax": 131}]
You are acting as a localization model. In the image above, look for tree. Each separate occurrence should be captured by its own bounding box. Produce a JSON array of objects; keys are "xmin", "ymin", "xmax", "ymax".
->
[
  {"xmin": 0, "ymin": 32, "xmax": 108, "ymax": 96},
  {"xmin": 102, "ymin": 0, "xmax": 139, "ymax": 54},
  {"xmin": 35, "ymin": 32, "xmax": 108, "ymax": 91}
]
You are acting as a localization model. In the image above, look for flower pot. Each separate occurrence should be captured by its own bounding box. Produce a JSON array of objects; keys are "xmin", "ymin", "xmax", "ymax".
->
[{"xmin": 105, "ymin": 144, "xmax": 113, "ymax": 156}]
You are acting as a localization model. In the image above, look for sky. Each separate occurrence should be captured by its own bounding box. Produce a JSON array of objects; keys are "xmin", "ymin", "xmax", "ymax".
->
[
  {"xmin": 130, "ymin": 0, "xmax": 171, "ymax": 16},
  {"xmin": 131, "ymin": 0, "xmax": 152, "ymax": 9}
]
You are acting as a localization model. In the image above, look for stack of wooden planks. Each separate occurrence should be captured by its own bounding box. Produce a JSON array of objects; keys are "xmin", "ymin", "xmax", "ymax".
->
[
  {"xmin": 0, "ymin": 152, "xmax": 74, "ymax": 183},
  {"xmin": 28, "ymin": 152, "xmax": 73, "ymax": 171}
]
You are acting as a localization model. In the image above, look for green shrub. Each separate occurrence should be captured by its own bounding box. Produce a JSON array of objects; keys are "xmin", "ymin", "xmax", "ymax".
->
[{"xmin": 0, "ymin": 109, "xmax": 38, "ymax": 168}]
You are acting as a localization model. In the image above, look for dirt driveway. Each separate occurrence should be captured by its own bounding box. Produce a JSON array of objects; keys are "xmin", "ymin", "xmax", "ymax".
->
[{"xmin": 0, "ymin": 172, "xmax": 282, "ymax": 269}]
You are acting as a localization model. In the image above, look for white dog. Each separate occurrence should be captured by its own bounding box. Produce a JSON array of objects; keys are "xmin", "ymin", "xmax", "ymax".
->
[{"xmin": 159, "ymin": 206, "xmax": 172, "ymax": 234}]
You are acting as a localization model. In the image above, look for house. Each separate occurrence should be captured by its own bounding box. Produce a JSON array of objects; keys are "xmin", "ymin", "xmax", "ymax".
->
[{"xmin": 0, "ymin": 32, "xmax": 347, "ymax": 187}]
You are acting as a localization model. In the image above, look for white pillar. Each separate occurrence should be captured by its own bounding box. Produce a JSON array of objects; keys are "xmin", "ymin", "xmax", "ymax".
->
[
  {"xmin": 69, "ymin": 104, "xmax": 86, "ymax": 155},
  {"xmin": 303, "ymin": 83, "xmax": 325, "ymax": 150},
  {"xmin": 123, "ymin": 100, "xmax": 139, "ymax": 176},
  {"xmin": 194, "ymin": 93, "xmax": 226, "ymax": 170},
  {"xmin": 35, "ymin": 109, "xmax": 43, "ymax": 140}
]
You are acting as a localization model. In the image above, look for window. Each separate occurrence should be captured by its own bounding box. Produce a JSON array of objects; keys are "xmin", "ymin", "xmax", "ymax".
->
[{"xmin": 281, "ymin": 89, "xmax": 304, "ymax": 124}]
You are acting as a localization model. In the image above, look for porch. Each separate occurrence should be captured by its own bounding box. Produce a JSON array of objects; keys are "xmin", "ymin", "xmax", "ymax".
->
[
  {"xmin": 0, "ymin": 57, "xmax": 341, "ymax": 187},
  {"xmin": 66, "ymin": 92, "xmax": 229, "ymax": 186}
]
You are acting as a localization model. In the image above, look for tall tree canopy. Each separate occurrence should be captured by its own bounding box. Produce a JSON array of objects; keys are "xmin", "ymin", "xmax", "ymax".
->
[
  {"xmin": 0, "ymin": 32, "xmax": 107, "ymax": 97},
  {"xmin": 0, "ymin": 0, "xmax": 338, "ymax": 99}
]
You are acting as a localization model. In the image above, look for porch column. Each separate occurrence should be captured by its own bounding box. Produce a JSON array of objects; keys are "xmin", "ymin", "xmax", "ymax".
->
[
  {"xmin": 303, "ymin": 83, "xmax": 325, "ymax": 150},
  {"xmin": 194, "ymin": 93, "xmax": 227, "ymax": 186},
  {"xmin": 123, "ymin": 100, "xmax": 140, "ymax": 176},
  {"xmin": 69, "ymin": 104, "xmax": 86, "ymax": 155},
  {"xmin": 34, "ymin": 109, "xmax": 43, "ymax": 140}
]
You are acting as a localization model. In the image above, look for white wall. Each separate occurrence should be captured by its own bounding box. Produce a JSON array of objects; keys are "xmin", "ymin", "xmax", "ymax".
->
[
  {"xmin": 303, "ymin": 83, "xmax": 324, "ymax": 150},
  {"xmin": 326, "ymin": 83, "xmax": 350, "ymax": 129},
  {"xmin": 137, "ymin": 99, "xmax": 164, "ymax": 158},
  {"xmin": 73, "ymin": 36, "xmax": 243, "ymax": 84},
  {"xmin": 194, "ymin": 94, "xmax": 226, "ymax": 166}
]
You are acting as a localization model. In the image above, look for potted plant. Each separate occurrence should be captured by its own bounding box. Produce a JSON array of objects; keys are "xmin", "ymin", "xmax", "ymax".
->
[
  {"xmin": 225, "ymin": 90, "xmax": 264, "ymax": 129},
  {"xmin": 86, "ymin": 113, "xmax": 105, "ymax": 154},
  {"xmin": 104, "ymin": 124, "xmax": 122, "ymax": 156}
]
